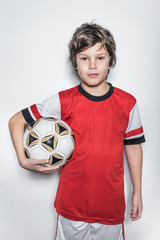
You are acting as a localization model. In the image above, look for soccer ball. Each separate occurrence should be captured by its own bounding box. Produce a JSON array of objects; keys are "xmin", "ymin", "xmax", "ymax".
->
[{"xmin": 23, "ymin": 118, "xmax": 75, "ymax": 167}]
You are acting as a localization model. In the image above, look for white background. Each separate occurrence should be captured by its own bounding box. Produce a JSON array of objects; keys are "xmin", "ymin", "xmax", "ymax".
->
[{"xmin": 0, "ymin": 0, "xmax": 159, "ymax": 239}]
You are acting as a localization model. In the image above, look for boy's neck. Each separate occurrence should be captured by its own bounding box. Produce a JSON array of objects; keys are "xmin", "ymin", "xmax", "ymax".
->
[{"xmin": 81, "ymin": 81, "xmax": 110, "ymax": 97}]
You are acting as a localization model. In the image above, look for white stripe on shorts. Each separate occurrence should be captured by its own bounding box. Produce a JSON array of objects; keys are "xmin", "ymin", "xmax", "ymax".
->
[{"xmin": 55, "ymin": 214, "xmax": 125, "ymax": 240}]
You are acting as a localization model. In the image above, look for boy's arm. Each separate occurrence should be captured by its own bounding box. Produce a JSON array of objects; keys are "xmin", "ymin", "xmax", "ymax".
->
[
  {"xmin": 8, "ymin": 112, "xmax": 60, "ymax": 173},
  {"xmin": 125, "ymin": 144, "xmax": 143, "ymax": 221}
]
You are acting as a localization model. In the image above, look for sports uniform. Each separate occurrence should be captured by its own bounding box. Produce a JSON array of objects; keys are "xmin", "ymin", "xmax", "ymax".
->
[{"xmin": 22, "ymin": 83, "xmax": 145, "ymax": 239}]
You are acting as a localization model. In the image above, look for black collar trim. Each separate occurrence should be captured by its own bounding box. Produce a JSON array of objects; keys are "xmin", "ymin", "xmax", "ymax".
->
[{"xmin": 77, "ymin": 82, "xmax": 114, "ymax": 102}]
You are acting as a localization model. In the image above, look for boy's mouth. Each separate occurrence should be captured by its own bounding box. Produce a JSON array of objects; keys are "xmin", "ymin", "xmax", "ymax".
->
[{"xmin": 87, "ymin": 73, "xmax": 99, "ymax": 77}]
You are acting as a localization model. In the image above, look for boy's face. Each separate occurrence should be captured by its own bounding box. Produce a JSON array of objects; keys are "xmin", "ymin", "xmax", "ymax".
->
[{"xmin": 76, "ymin": 42, "xmax": 110, "ymax": 88}]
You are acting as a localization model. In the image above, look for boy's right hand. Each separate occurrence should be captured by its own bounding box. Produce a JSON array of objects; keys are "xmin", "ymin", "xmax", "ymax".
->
[
  {"xmin": 19, "ymin": 157, "xmax": 60, "ymax": 173},
  {"xmin": 9, "ymin": 112, "xmax": 60, "ymax": 174}
]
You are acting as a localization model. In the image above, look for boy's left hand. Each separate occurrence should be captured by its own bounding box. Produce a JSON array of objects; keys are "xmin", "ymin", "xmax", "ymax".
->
[{"xmin": 130, "ymin": 192, "xmax": 143, "ymax": 221}]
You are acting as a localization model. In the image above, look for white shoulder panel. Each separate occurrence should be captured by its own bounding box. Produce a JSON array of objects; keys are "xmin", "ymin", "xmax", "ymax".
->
[
  {"xmin": 36, "ymin": 93, "xmax": 61, "ymax": 120},
  {"xmin": 125, "ymin": 102, "xmax": 142, "ymax": 134}
]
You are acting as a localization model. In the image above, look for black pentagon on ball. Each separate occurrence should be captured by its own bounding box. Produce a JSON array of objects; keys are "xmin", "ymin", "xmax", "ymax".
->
[
  {"xmin": 41, "ymin": 135, "xmax": 58, "ymax": 151},
  {"xmin": 56, "ymin": 122, "xmax": 69, "ymax": 136},
  {"xmin": 49, "ymin": 154, "xmax": 63, "ymax": 165},
  {"xmin": 58, "ymin": 124, "xmax": 67, "ymax": 134},
  {"xmin": 28, "ymin": 133, "xmax": 38, "ymax": 147}
]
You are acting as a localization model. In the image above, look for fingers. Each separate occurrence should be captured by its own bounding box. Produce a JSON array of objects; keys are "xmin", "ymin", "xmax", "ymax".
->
[
  {"xmin": 30, "ymin": 158, "xmax": 60, "ymax": 173},
  {"xmin": 39, "ymin": 165, "xmax": 60, "ymax": 173},
  {"xmin": 130, "ymin": 207, "xmax": 142, "ymax": 221},
  {"xmin": 131, "ymin": 192, "xmax": 143, "ymax": 221},
  {"xmin": 34, "ymin": 159, "xmax": 49, "ymax": 165}
]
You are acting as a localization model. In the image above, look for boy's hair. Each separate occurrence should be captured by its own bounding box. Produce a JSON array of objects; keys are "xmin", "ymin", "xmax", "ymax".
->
[{"xmin": 68, "ymin": 22, "xmax": 116, "ymax": 69}]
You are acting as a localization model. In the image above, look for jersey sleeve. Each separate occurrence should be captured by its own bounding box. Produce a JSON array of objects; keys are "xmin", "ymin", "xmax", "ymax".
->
[
  {"xmin": 21, "ymin": 93, "xmax": 61, "ymax": 124},
  {"xmin": 124, "ymin": 101, "xmax": 146, "ymax": 145}
]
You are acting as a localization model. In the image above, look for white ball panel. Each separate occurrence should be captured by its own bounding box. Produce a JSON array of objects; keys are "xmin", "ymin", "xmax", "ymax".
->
[
  {"xmin": 34, "ymin": 120, "xmax": 55, "ymax": 136},
  {"xmin": 30, "ymin": 146, "xmax": 48, "ymax": 159},
  {"xmin": 57, "ymin": 136, "xmax": 74, "ymax": 156}
]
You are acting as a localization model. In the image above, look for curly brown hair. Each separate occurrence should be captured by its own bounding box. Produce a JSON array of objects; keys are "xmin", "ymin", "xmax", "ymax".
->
[{"xmin": 68, "ymin": 22, "xmax": 116, "ymax": 69}]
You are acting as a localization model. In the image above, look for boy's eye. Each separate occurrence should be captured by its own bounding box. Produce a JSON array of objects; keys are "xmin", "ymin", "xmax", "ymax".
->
[
  {"xmin": 98, "ymin": 56, "xmax": 105, "ymax": 60},
  {"xmin": 81, "ymin": 57, "xmax": 87, "ymax": 61}
]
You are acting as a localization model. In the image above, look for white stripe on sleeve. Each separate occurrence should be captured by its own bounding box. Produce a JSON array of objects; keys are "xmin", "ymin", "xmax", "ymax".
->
[{"xmin": 28, "ymin": 106, "xmax": 37, "ymax": 121}]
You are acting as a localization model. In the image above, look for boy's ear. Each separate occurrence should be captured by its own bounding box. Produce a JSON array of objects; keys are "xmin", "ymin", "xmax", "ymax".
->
[{"xmin": 107, "ymin": 66, "xmax": 112, "ymax": 75}]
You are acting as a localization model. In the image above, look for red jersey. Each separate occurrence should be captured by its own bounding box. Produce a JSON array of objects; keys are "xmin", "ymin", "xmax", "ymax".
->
[{"xmin": 22, "ymin": 83, "xmax": 145, "ymax": 224}]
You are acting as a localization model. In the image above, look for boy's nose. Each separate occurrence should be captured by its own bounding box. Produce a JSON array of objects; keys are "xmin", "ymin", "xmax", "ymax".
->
[{"xmin": 89, "ymin": 60, "xmax": 97, "ymax": 69}]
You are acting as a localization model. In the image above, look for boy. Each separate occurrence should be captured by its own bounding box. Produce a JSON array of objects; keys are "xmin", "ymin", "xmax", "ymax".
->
[{"xmin": 9, "ymin": 23, "xmax": 145, "ymax": 240}]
